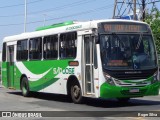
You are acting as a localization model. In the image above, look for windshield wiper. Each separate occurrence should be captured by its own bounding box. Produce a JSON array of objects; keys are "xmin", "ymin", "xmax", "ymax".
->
[{"xmin": 136, "ymin": 33, "xmax": 143, "ymax": 49}]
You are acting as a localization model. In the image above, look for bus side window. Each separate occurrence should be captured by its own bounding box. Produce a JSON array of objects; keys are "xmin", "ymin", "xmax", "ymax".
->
[
  {"xmin": 2, "ymin": 42, "xmax": 6, "ymax": 62},
  {"xmin": 60, "ymin": 32, "xmax": 77, "ymax": 59},
  {"xmin": 29, "ymin": 37, "xmax": 42, "ymax": 60},
  {"xmin": 43, "ymin": 35, "xmax": 58, "ymax": 59},
  {"xmin": 17, "ymin": 40, "xmax": 28, "ymax": 61}
]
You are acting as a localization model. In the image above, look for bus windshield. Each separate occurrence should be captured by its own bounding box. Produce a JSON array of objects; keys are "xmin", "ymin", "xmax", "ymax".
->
[{"xmin": 100, "ymin": 34, "xmax": 157, "ymax": 70}]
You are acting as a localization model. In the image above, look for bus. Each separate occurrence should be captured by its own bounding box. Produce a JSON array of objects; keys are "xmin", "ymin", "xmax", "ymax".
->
[{"xmin": 1, "ymin": 19, "xmax": 160, "ymax": 103}]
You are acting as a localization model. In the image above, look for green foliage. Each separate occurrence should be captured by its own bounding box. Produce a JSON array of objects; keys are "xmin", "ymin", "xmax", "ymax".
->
[{"xmin": 145, "ymin": 7, "xmax": 160, "ymax": 53}]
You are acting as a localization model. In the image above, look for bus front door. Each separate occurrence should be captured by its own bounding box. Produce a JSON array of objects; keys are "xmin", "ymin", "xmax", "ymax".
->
[
  {"xmin": 83, "ymin": 35, "xmax": 95, "ymax": 95},
  {"xmin": 7, "ymin": 45, "xmax": 15, "ymax": 88}
]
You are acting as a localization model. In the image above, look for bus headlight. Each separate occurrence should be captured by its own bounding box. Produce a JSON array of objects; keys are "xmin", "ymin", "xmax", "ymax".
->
[{"xmin": 103, "ymin": 73, "xmax": 115, "ymax": 86}]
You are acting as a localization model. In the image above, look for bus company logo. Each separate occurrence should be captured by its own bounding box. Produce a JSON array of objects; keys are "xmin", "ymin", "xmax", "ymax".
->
[
  {"xmin": 66, "ymin": 25, "xmax": 82, "ymax": 31},
  {"xmin": 53, "ymin": 67, "xmax": 75, "ymax": 75},
  {"xmin": 2, "ymin": 112, "xmax": 11, "ymax": 117}
]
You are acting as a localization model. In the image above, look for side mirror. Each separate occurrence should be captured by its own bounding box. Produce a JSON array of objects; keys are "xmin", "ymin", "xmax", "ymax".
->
[
  {"xmin": 92, "ymin": 28, "xmax": 99, "ymax": 44},
  {"xmin": 95, "ymin": 35, "xmax": 99, "ymax": 44}
]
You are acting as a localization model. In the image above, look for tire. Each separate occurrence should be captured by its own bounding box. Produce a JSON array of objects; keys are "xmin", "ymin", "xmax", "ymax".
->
[
  {"xmin": 117, "ymin": 98, "xmax": 130, "ymax": 103},
  {"xmin": 70, "ymin": 81, "xmax": 83, "ymax": 104},
  {"xmin": 21, "ymin": 77, "xmax": 30, "ymax": 97}
]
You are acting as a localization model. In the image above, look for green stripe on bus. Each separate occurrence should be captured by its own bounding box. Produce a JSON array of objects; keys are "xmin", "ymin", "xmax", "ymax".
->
[{"xmin": 30, "ymin": 78, "xmax": 59, "ymax": 91}]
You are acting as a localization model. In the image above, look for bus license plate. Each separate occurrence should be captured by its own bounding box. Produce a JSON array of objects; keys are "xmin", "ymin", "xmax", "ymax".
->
[{"xmin": 129, "ymin": 88, "xmax": 139, "ymax": 93}]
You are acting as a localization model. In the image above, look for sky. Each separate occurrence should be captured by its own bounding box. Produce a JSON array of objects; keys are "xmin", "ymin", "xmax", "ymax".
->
[
  {"xmin": 0, "ymin": 0, "xmax": 159, "ymax": 49},
  {"xmin": 0, "ymin": 0, "xmax": 114, "ymax": 49}
]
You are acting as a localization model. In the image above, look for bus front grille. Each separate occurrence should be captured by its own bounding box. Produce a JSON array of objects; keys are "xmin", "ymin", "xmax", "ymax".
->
[{"xmin": 116, "ymin": 75, "xmax": 148, "ymax": 80}]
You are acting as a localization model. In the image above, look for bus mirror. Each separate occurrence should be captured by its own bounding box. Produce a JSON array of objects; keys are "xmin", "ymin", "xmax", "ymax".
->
[
  {"xmin": 92, "ymin": 28, "xmax": 99, "ymax": 44},
  {"xmin": 95, "ymin": 35, "xmax": 99, "ymax": 44}
]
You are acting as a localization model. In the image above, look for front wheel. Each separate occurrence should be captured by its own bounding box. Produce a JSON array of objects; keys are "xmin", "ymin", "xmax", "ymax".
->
[
  {"xmin": 21, "ymin": 77, "xmax": 30, "ymax": 97},
  {"xmin": 70, "ymin": 82, "xmax": 83, "ymax": 104}
]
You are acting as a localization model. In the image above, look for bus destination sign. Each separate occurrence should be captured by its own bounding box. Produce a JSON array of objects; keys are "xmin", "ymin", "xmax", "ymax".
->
[{"xmin": 103, "ymin": 23, "xmax": 148, "ymax": 33}]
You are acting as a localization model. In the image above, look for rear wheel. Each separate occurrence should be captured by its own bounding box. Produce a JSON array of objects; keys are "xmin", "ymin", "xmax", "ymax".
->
[
  {"xmin": 21, "ymin": 77, "xmax": 30, "ymax": 97},
  {"xmin": 70, "ymin": 82, "xmax": 83, "ymax": 104}
]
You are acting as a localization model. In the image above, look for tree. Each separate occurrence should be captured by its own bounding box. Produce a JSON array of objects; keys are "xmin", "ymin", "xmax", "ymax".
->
[{"xmin": 145, "ymin": 7, "xmax": 160, "ymax": 54}]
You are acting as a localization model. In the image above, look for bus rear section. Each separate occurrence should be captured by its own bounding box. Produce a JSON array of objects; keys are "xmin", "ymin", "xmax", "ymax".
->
[{"xmin": 1, "ymin": 42, "xmax": 15, "ymax": 89}]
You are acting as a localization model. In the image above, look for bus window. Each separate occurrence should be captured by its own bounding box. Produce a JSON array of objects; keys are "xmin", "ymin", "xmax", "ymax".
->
[
  {"xmin": 2, "ymin": 42, "xmax": 6, "ymax": 62},
  {"xmin": 43, "ymin": 35, "xmax": 58, "ymax": 59},
  {"xmin": 60, "ymin": 32, "xmax": 77, "ymax": 59},
  {"xmin": 17, "ymin": 40, "xmax": 28, "ymax": 61},
  {"xmin": 29, "ymin": 37, "xmax": 42, "ymax": 60}
]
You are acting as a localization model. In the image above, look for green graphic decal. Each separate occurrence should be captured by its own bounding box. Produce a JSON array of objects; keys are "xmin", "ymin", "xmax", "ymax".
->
[
  {"xmin": 14, "ymin": 59, "xmax": 74, "ymax": 91},
  {"xmin": 30, "ymin": 78, "xmax": 59, "ymax": 91}
]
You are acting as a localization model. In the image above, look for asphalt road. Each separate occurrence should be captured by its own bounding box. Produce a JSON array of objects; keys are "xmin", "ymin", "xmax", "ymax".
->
[{"xmin": 0, "ymin": 84, "xmax": 160, "ymax": 120}]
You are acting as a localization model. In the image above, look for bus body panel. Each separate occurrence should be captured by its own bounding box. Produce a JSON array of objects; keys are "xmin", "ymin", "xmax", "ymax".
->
[
  {"xmin": 1, "ymin": 62, "xmax": 8, "ymax": 87},
  {"xmin": 15, "ymin": 59, "xmax": 77, "ymax": 93}
]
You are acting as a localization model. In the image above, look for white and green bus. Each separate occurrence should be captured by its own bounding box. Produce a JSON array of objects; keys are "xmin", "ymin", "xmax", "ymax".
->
[{"xmin": 1, "ymin": 19, "xmax": 160, "ymax": 103}]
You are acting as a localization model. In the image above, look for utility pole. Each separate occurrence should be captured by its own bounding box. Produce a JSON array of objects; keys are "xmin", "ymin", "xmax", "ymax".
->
[
  {"xmin": 24, "ymin": 0, "xmax": 27, "ymax": 32},
  {"xmin": 142, "ymin": 0, "xmax": 145, "ymax": 21}
]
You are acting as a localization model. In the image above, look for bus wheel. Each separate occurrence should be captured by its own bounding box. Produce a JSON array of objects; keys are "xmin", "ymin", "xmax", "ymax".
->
[
  {"xmin": 117, "ymin": 98, "xmax": 130, "ymax": 103},
  {"xmin": 70, "ymin": 82, "xmax": 83, "ymax": 104},
  {"xmin": 21, "ymin": 77, "xmax": 30, "ymax": 97}
]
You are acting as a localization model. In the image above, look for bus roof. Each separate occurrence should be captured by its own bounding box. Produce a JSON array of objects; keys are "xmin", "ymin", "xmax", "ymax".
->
[
  {"xmin": 3, "ymin": 19, "xmax": 148, "ymax": 43},
  {"xmin": 35, "ymin": 20, "xmax": 75, "ymax": 31}
]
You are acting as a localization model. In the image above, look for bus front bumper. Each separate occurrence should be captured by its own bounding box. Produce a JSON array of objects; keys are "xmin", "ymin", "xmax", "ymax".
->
[{"xmin": 100, "ymin": 82, "xmax": 160, "ymax": 98}]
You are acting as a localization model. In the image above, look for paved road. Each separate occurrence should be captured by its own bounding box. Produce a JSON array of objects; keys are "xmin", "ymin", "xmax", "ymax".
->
[{"xmin": 0, "ymin": 84, "xmax": 160, "ymax": 120}]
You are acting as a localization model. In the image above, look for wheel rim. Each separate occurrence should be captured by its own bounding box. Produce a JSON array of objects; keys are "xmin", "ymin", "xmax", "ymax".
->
[{"xmin": 72, "ymin": 85, "xmax": 80, "ymax": 100}]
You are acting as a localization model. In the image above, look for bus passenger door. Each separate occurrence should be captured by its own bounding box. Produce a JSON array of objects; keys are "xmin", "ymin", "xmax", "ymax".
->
[
  {"xmin": 7, "ymin": 45, "xmax": 15, "ymax": 88},
  {"xmin": 82, "ymin": 35, "xmax": 95, "ymax": 95}
]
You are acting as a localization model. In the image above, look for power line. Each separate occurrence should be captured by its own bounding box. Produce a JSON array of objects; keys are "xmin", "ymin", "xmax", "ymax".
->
[
  {"xmin": 0, "ymin": 0, "xmax": 93, "ymax": 18},
  {"xmin": 113, "ymin": 0, "xmax": 160, "ymax": 20},
  {"xmin": 28, "ymin": 0, "xmax": 94, "ymax": 15},
  {"xmin": 0, "ymin": 0, "xmax": 44, "ymax": 9},
  {"xmin": 0, "ymin": 4, "xmax": 114, "ymax": 27},
  {"xmin": 147, "ymin": 0, "xmax": 160, "ymax": 4},
  {"xmin": 44, "ymin": 4, "xmax": 114, "ymax": 21}
]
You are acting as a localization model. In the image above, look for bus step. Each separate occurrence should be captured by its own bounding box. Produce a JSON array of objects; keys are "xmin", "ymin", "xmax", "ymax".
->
[
  {"xmin": 87, "ymin": 82, "xmax": 91, "ymax": 84},
  {"xmin": 84, "ymin": 93, "xmax": 95, "ymax": 97},
  {"xmin": 8, "ymin": 87, "xmax": 16, "ymax": 90}
]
